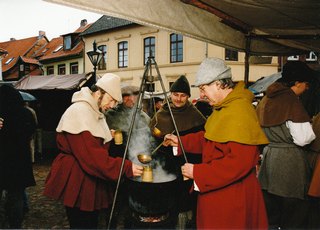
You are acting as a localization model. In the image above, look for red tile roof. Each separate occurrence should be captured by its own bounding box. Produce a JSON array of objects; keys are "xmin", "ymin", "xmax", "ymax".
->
[
  {"xmin": 20, "ymin": 56, "xmax": 40, "ymax": 65},
  {"xmin": 39, "ymin": 23, "xmax": 92, "ymax": 62},
  {"xmin": 39, "ymin": 36, "xmax": 83, "ymax": 62},
  {"xmin": 74, "ymin": 22, "xmax": 92, "ymax": 33},
  {"xmin": 0, "ymin": 36, "xmax": 48, "ymax": 72},
  {"xmin": 0, "ymin": 48, "xmax": 8, "ymax": 55}
]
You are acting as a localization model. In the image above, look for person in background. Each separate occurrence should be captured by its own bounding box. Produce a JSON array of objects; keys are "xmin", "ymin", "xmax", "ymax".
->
[
  {"xmin": 147, "ymin": 96, "xmax": 164, "ymax": 118},
  {"xmin": 22, "ymin": 101, "xmax": 38, "ymax": 214},
  {"xmin": 154, "ymin": 96, "xmax": 163, "ymax": 111},
  {"xmin": 43, "ymin": 74, "xmax": 143, "ymax": 229},
  {"xmin": 0, "ymin": 85, "xmax": 36, "ymax": 229},
  {"xmin": 306, "ymin": 113, "xmax": 320, "ymax": 229},
  {"xmin": 105, "ymin": 85, "xmax": 155, "ymax": 228},
  {"xmin": 193, "ymin": 98, "xmax": 213, "ymax": 119},
  {"xmin": 24, "ymin": 101, "xmax": 38, "ymax": 163},
  {"xmin": 105, "ymin": 85, "xmax": 153, "ymax": 157},
  {"xmin": 256, "ymin": 61, "xmax": 316, "ymax": 229},
  {"xmin": 164, "ymin": 58, "xmax": 269, "ymax": 229},
  {"xmin": 149, "ymin": 75, "xmax": 206, "ymax": 229}
]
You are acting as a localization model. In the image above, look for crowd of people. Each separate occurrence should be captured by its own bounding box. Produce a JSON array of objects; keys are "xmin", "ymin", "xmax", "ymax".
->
[{"xmin": 1, "ymin": 57, "xmax": 320, "ymax": 229}]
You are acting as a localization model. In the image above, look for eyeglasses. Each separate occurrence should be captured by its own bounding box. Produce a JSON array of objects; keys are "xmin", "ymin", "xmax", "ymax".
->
[{"xmin": 199, "ymin": 81, "xmax": 217, "ymax": 92}]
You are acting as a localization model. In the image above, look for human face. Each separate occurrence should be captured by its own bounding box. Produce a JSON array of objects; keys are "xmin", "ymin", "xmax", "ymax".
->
[
  {"xmin": 122, "ymin": 94, "xmax": 138, "ymax": 108},
  {"xmin": 199, "ymin": 81, "xmax": 225, "ymax": 106},
  {"xmin": 100, "ymin": 92, "xmax": 118, "ymax": 112},
  {"xmin": 291, "ymin": 81, "xmax": 310, "ymax": 96},
  {"xmin": 170, "ymin": 92, "xmax": 189, "ymax": 108}
]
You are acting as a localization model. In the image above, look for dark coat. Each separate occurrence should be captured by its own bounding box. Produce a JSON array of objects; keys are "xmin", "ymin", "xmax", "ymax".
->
[{"xmin": 0, "ymin": 85, "xmax": 36, "ymax": 190}]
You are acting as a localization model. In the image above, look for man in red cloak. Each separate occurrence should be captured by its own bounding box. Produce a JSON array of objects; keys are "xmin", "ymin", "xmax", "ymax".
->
[{"xmin": 164, "ymin": 58, "xmax": 269, "ymax": 229}]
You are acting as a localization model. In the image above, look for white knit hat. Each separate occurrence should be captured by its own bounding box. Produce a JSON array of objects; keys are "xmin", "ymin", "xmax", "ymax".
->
[
  {"xmin": 194, "ymin": 57, "xmax": 232, "ymax": 86},
  {"xmin": 96, "ymin": 73, "xmax": 122, "ymax": 103}
]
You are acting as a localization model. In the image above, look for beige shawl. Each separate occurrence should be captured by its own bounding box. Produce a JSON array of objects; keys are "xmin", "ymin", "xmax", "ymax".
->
[{"xmin": 56, "ymin": 87, "xmax": 112, "ymax": 144}]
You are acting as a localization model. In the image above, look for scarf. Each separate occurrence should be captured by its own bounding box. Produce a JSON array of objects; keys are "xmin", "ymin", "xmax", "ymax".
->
[
  {"xmin": 150, "ymin": 100, "xmax": 206, "ymax": 136},
  {"xmin": 56, "ymin": 87, "xmax": 112, "ymax": 144},
  {"xmin": 205, "ymin": 81, "xmax": 269, "ymax": 145},
  {"xmin": 256, "ymin": 82, "xmax": 310, "ymax": 127}
]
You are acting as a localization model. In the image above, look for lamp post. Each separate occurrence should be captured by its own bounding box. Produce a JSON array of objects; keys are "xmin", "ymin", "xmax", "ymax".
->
[{"xmin": 86, "ymin": 40, "xmax": 102, "ymax": 83}]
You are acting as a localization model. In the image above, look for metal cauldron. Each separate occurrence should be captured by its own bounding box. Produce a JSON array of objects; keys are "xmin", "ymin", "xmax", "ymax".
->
[{"xmin": 126, "ymin": 177, "xmax": 178, "ymax": 215}]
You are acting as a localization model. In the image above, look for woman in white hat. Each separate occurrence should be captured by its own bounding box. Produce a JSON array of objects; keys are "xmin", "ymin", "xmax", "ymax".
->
[
  {"xmin": 43, "ymin": 73, "xmax": 143, "ymax": 229},
  {"xmin": 164, "ymin": 58, "xmax": 269, "ymax": 229}
]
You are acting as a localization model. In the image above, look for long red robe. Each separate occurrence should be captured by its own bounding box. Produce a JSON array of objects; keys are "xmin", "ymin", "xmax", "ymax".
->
[
  {"xmin": 179, "ymin": 131, "xmax": 268, "ymax": 229},
  {"xmin": 43, "ymin": 131, "xmax": 133, "ymax": 211}
]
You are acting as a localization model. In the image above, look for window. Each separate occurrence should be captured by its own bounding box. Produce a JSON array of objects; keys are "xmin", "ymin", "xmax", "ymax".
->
[
  {"xmin": 70, "ymin": 62, "xmax": 78, "ymax": 74},
  {"xmin": 5, "ymin": 57, "xmax": 14, "ymax": 65},
  {"xmin": 118, "ymin": 41, "xmax": 128, "ymax": 68},
  {"xmin": 58, "ymin": 64, "xmax": 66, "ymax": 75},
  {"xmin": 24, "ymin": 65, "xmax": 30, "ymax": 74},
  {"xmin": 42, "ymin": 48, "xmax": 49, "ymax": 54},
  {"xmin": 144, "ymin": 37, "xmax": 155, "ymax": 65},
  {"xmin": 306, "ymin": 51, "xmax": 317, "ymax": 62},
  {"xmin": 98, "ymin": 45, "xmax": 107, "ymax": 70},
  {"xmin": 53, "ymin": 45, "xmax": 63, "ymax": 53},
  {"xmin": 64, "ymin": 36, "xmax": 72, "ymax": 50},
  {"xmin": 47, "ymin": 66, "xmax": 54, "ymax": 75},
  {"xmin": 225, "ymin": 49, "xmax": 238, "ymax": 61},
  {"xmin": 146, "ymin": 83, "xmax": 155, "ymax": 92},
  {"xmin": 170, "ymin": 34, "xmax": 183, "ymax": 63}
]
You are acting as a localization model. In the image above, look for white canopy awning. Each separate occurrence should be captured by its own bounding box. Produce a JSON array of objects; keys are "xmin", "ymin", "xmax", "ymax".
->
[
  {"xmin": 15, "ymin": 74, "xmax": 88, "ymax": 90},
  {"xmin": 44, "ymin": 0, "xmax": 320, "ymax": 56}
]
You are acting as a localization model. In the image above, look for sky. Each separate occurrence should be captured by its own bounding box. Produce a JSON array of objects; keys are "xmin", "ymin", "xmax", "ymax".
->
[{"xmin": 0, "ymin": 0, "xmax": 102, "ymax": 42}]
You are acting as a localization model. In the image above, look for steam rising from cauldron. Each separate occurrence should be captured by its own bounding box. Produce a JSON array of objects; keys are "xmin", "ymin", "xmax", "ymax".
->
[{"xmin": 122, "ymin": 110, "xmax": 177, "ymax": 183}]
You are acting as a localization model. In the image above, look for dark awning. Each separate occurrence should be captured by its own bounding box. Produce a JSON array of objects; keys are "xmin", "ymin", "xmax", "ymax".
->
[{"xmin": 14, "ymin": 73, "xmax": 90, "ymax": 90}]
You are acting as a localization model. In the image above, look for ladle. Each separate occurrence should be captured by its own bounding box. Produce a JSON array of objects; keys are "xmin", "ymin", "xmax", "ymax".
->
[
  {"xmin": 137, "ymin": 142, "xmax": 162, "ymax": 164},
  {"xmin": 137, "ymin": 154, "xmax": 152, "ymax": 164},
  {"xmin": 137, "ymin": 130, "xmax": 175, "ymax": 164}
]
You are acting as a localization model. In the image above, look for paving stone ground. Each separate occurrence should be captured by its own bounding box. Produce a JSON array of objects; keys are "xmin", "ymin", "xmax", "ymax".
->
[
  {"xmin": 22, "ymin": 158, "xmax": 320, "ymax": 230},
  {"xmin": 23, "ymin": 159, "xmax": 70, "ymax": 229},
  {"xmin": 22, "ymin": 158, "xmax": 109, "ymax": 229}
]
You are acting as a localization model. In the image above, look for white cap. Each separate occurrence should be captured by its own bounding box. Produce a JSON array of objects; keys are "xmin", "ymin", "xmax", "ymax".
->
[
  {"xmin": 194, "ymin": 57, "xmax": 232, "ymax": 86},
  {"xmin": 96, "ymin": 73, "xmax": 122, "ymax": 103}
]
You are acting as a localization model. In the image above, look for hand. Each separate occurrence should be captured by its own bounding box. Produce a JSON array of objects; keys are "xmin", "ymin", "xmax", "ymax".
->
[
  {"xmin": 181, "ymin": 163, "xmax": 194, "ymax": 179},
  {"xmin": 163, "ymin": 134, "xmax": 178, "ymax": 147},
  {"xmin": 132, "ymin": 163, "xmax": 143, "ymax": 177}
]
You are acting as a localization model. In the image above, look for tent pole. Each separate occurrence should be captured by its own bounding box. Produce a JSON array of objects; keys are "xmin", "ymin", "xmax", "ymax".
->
[{"xmin": 244, "ymin": 36, "xmax": 251, "ymax": 87}]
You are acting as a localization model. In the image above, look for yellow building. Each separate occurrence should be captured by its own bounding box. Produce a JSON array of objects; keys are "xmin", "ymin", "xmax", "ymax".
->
[{"xmin": 82, "ymin": 16, "xmax": 278, "ymax": 100}]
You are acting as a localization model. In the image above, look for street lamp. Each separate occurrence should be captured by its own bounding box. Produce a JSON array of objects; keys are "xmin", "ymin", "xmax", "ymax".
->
[{"xmin": 86, "ymin": 40, "xmax": 102, "ymax": 83}]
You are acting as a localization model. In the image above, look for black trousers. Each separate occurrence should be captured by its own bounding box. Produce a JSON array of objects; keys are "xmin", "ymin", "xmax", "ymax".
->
[
  {"xmin": 262, "ymin": 191, "xmax": 310, "ymax": 229},
  {"xmin": 65, "ymin": 206, "xmax": 99, "ymax": 229}
]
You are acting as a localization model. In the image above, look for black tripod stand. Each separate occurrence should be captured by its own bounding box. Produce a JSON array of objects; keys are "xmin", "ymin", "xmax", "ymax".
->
[{"xmin": 107, "ymin": 56, "xmax": 188, "ymax": 229}]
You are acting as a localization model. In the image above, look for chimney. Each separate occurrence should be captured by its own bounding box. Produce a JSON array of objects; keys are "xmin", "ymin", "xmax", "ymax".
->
[
  {"xmin": 80, "ymin": 19, "xmax": 87, "ymax": 27},
  {"xmin": 39, "ymin": 30, "xmax": 46, "ymax": 38}
]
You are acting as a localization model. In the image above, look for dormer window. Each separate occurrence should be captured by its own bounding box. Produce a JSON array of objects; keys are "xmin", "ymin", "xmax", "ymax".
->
[
  {"xmin": 64, "ymin": 35, "xmax": 72, "ymax": 50},
  {"xmin": 42, "ymin": 48, "xmax": 49, "ymax": 54},
  {"xmin": 53, "ymin": 45, "xmax": 63, "ymax": 53},
  {"xmin": 5, "ymin": 57, "xmax": 14, "ymax": 65}
]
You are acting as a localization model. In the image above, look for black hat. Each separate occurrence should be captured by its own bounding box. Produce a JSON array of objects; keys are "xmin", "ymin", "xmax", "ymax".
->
[
  {"xmin": 170, "ymin": 75, "xmax": 191, "ymax": 97},
  {"xmin": 280, "ymin": 61, "xmax": 315, "ymax": 84}
]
